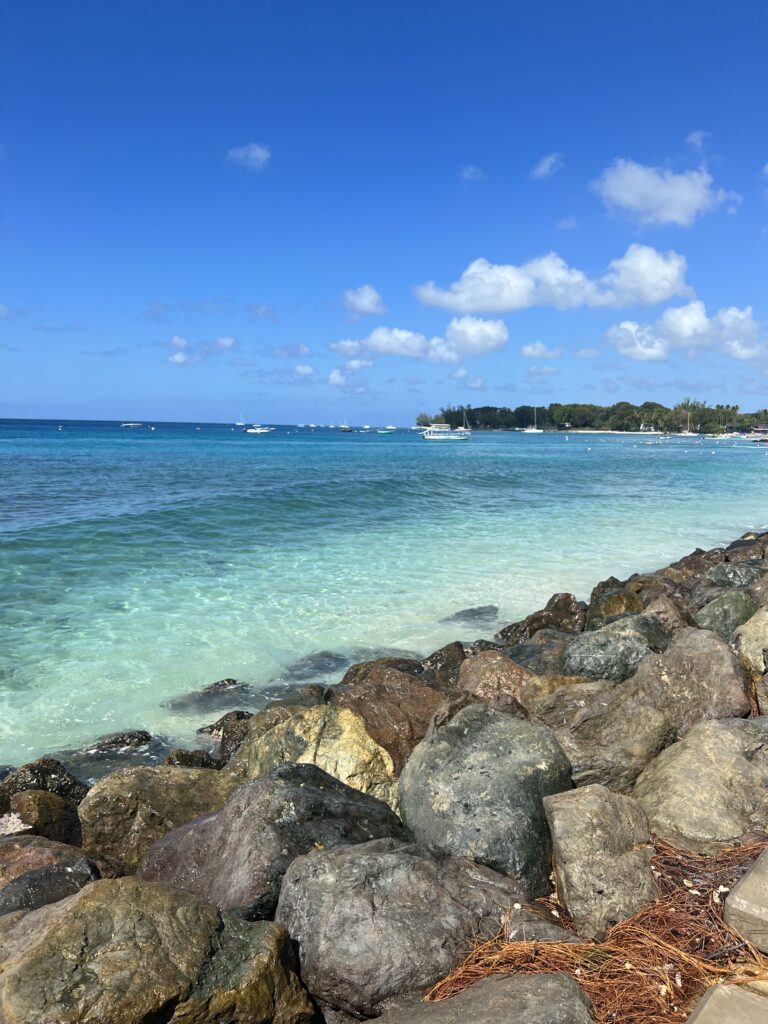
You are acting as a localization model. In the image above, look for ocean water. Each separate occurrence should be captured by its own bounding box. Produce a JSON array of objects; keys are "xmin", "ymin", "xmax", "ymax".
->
[{"xmin": 2, "ymin": 419, "xmax": 767, "ymax": 764}]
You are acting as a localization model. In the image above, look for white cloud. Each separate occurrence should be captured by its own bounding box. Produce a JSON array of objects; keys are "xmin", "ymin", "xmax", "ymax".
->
[
  {"xmin": 556, "ymin": 216, "xmax": 578, "ymax": 230},
  {"xmin": 332, "ymin": 317, "xmax": 508, "ymax": 365},
  {"xmin": 343, "ymin": 284, "xmax": 385, "ymax": 318},
  {"xmin": 328, "ymin": 368, "xmax": 347, "ymax": 386},
  {"xmin": 227, "ymin": 143, "xmax": 271, "ymax": 171},
  {"xmin": 294, "ymin": 364, "xmax": 315, "ymax": 377},
  {"xmin": 576, "ymin": 348, "xmax": 599, "ymax": 359},
  {"xmin": 451, "ymin": 367, "xmax": 469, "ymax": 380},
  {"xmin": 606, "ymin": 301, "xmax": 764, "ymax": 362},
  {"xmin": 365, "ymin": 327, "xmax": 430, "ymax": 358},
  {"xmin": 215, "ymin": 335, "xmax": 236, "ymax": 349},
  {"xmin": 592, "ymin": 158, "xmax": 738, "ymax": 226},
  {"xmin": 346, "ymin": 358, "xmax": 373, "ymax": 370},
  {"xmin": 170, "ymin": 334, "xmax": 189, "ymax": 349},
  {"xmin": 415, "ymin": 243, "xmax": 690, "ymax": 313},
  {"xmin": 531, "ymin": 153, "xmax": 563, "ymax": 179},
  {"xmin": 461, "ymin": 165, "xmax": 485, "ymax": 181},
  {"xmin": 466, "ymin": 375, "xmax": 485, "ymax": 390},
  {"xmin": 686, "ymin": 130, "xmax": 710, "ymax": 152},
  {"xmin": 330, "ymin": 339, "xmax": 361, "ymax": 356},
  {"xmin": 520, "ymin": 341, "xmax": 562, "ymax": 359},
  {"xmin": 168, "ymin": 350, "xmax": 200, "ymax": 365}
]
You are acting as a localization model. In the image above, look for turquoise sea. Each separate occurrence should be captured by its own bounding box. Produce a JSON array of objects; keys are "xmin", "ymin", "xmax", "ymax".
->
[{"xmin": 2, "ymin": 419, "xmax": 768, "ymax": 764}]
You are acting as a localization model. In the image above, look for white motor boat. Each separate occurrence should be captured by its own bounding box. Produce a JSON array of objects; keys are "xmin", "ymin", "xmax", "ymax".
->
[
  {"xmin": 421, "ymin": 423, "xmax": 470, "ymax": 441},
  {"xmin": 244, "ymin": 424, "xmax": 275, "ymax": 434}
]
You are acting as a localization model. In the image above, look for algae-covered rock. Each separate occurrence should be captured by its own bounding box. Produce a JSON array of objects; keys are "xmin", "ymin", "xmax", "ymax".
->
[
  {"xmin": 585, "ymin": 588, "xmax": 644, "ymax": 630},
  {"xmin": 706, "ymin": 562, "xmax": 764, "ymax": 588},
  {"xmin": 78, "ymin": 765, "xmax": 240, "ymax": 871},
  {"xmin": 633, "ymin": 718, "xmax": 768, "ymax": 853},
  {"xmin": 0, "ymin": 877, "xmax": 313, "ymax": 1024},
  {"xmin": 694, "ymin": 590, "xmax": 758, "ymax": 641},
  {"xmin": 228, "ymin": 704, "xmax": 398, "ymax": 806},
  {"xmin": 496, "ymin": 592, "xmax": 587, "ymax": 645},
  {"xmin": 734, "ymin": 606, "xmax": 768, "ymax": 678}
]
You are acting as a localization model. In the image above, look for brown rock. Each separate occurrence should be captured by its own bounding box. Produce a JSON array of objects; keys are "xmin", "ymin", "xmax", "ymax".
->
[
  {"xmin": 0, "ymin": 834, "xmax": 115, "ymax": 888},
  {"xmin": 0, "ymin": 758, "xmax": 89, "ymax": 813},
  {"xmin": 420, "ymin": 641, "xmax": 466, "ymax": 691},
  {"xmin": 726, "ymin": 538, "xmax": 765, "ymax": 563},
  {"xmin": 196, "ymin": 709, "xmax": 254, "ymax": 760},
  {"xmin": 339, "ymin": 656, "xmax": 426, "ymax": 688},
  {"xmin": 164, "ymin": 749, "xmax": 225, "ymax": 770},
  {"xmin": 586, "ymin": 588, "xmax": 643, "ymax": 629},
  {"xmin": 496, "ymin": 592, "xmax": 587, "ymax": 645},
  {"xmin": 640, "ymin": 594, "xmax": 695, "ymax": 634},
  {"xmin": 9, "ymin": 790, "xmax": 82, "ymax": 846},
  {"xmin": 657, "ymin": 546, "xmax": 725, "ymax": 583},
  {"xmin": 459, "ymin": 651, "xmax": 576, "ymax": 713}
]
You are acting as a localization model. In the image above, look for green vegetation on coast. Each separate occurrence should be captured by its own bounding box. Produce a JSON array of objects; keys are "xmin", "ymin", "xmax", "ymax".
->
[{"xmin": 417, "ymin": 399, "xmax": 768, "ymax": 433}]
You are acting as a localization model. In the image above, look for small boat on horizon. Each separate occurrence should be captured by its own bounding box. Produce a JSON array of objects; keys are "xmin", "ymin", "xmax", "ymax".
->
[
  {"xmin": 522, "ymin": 408, "xmax": 543, "ymax": 433},
  {"xmin": 244, "ymin": 424, "xmax": 275, "ymax": 434},
  {"xmin": 121, "ymin": 422, "xmax": 143, "ymax": 428}
]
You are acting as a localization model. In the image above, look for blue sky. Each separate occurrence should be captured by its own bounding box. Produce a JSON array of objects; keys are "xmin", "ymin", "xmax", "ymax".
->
[{"xmin": 2, "ymin": 0, "xmax": 767, "ymax": 423}]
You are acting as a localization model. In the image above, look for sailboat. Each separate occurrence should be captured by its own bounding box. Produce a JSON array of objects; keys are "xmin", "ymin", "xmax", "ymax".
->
[
  {"xmin": 679, "ymin": 411, "xmax": 699, "ymax": 437},
  {"xmin": 340, "ymin": 419, "xmax": 353, "ymax": 433},
  {"xmin": 455, "ymin": 410, "xmax": 472, "ymax": 435},
  {"xmin": 522, "ymin": 408, "xmax": 543, "ymax": 433}
]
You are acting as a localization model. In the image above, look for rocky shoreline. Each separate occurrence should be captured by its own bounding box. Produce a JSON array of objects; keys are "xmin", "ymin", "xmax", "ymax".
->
[{"xmin": 1, "ymin": 530, "xmax": 768, "ymax": 1022}]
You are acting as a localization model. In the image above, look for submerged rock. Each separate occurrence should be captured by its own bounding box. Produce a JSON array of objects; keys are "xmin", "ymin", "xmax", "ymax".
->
[
  {"xmin": 496, "ymin": 592, "xmax": 587, "ymax": 645},
  {"xmin": 138, "ymin": 763, "xmax": 408, "ymax": 918},
  {"xmin": 544, "ymin": 784, "xmax": 657, "ymax": 939},
  {"xmin": 633, "ymin": 718, "xmax": 768, "ymax": 853},
  {"xmin": 163, "ymin": 676, "xmax": 259, "ymax": 714},
  {"xmin": 0, "ymin": 877, "xmax": 314, "ymax": 1024},
  {"xmin": 78, "ymin": 764, "xmax": 241, "ymax": 871},
  {"xmin": 441, "ymin": 604, "xmax": 499, "ymax": 625},
  {"xmin": 275, "ymin": 838, "xmax": 566, "ymax": 1016},
  {"xmin": 58, "ymin": 731, "xmax": 173, "ymax": 783},
  {"xmin": 398, "ymin": 704, "xmax": 571, "ymax": 896},
  {"xmin": 164, "ymin": 748, "xmax": 225, "ymax": 770},
  {"xmin": 280, "ymin": 649, "xmax": 351, "ymax": 680}
]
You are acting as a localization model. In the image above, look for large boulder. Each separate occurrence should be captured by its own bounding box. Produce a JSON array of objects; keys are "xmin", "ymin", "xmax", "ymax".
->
[
  {"xmin": 398, "ymin": 704, "xmax": 571, "ymax": 896},
  {"xmin": 585, "ymin": 588, "xmax": 643, "ymax": 630},
  {"xmin": 694, "ymin": 590, "xmax": 758, "ymax": 641},
  {"xmin": 9, "ymin": 789, "xmax": 82, "ymax": 845},
  {"xmin": 458, "ymin": 650, "xmax": 550, "ymax": 711},
  {"xmin": 374, "ymin": 974, "xmax": 594, "ymax": 1024},
  {"xmin": 420, "ymin": 641, "xmax": 467, "ymax": 690},
  {"xmin": 0, "ymin": 758, "xmax": 89, "ymax": 813},
  {"xmin": 78, "ymin": 765, "xmax": 240, "ymax": 871},
  {"xmin": 725, "ymin": 537, "xmax": 765, "ymax": 563},
  {"xmin": 138, "ymin": 763, "xmax": 408, "ymax": 918},
  {"xmin": 706, "ymin": 562, "xmax": 764, "ymax": 588},
  {"xmin": 626, "ymin": 627, "xmax": 751, "ymax": 735},
  {"xmin": 658, "ymin": 546, "xmax": 725, "ymax": 583},
  {"xmin": 328, "ymin": 666, "xmax": 445, "ymax": 771},
  {"xmin": 541, "ymin": 684, "xmax": 674, "ymax": 792},
  {"xmin": 339, "ymin": 656, "xmax": 426, "ymax": 688},
  {"xmin": 0, "ymin": 834, "xmax": 113, "ymax": 890},
  {"xmin": 275, "ymin": 838, "xmax": 572, "ymax": 1017},
  {"xmin": 640, "ymin": 593, "xmax": 695, "ymax": 634},
  {"xmin": 562, "ymin": 615, "xmax": 668, "ymax": 682},
  {"xmin": 504, "ymin": 630, "xmax": 576, "ymax": 676},
  {"xmin": 0, "ymin": 877, "xmax": 314, "ymax": 1024},
  {"xmin": 633, "ymin": 718, "xmax": 768, "ymax": 853},
  {"xmin": 543, "ymin": 784, "xmax": 657, "ymax": 939},
  {"xmin": 228, "ymin": 704, "xmax": 398, "ymax": 807},
  {"xmin": 734, "ymin": 606, "xmax": 768, "ymax": 679},
  {"xmin": 496, "ymin": 593, "xmax": 587, "ymax": 645}
]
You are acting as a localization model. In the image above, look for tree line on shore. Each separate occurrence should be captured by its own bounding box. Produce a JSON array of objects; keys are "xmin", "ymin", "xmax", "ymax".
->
[{"xmin": 416, "ymin": 399, "xmax": 768, "ymax": 433}]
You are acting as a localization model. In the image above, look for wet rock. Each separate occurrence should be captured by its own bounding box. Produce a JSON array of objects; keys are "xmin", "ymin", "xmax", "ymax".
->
[
  {"xmin": 725, "ymin": 537, "xmax": 765, "ymax": 563},
  {"xmin": 164, "ymin": 748, "xmax": 225, "ymax": 770},
  {"xmin": 505, "ymin": 632, "xmax": 575, "ymax": 675},
  {"xmin": 197, "ymin": 709, "xmax": 254, "ymax": 760},
  {"xmin": 458, "ymin": 650, "xmax": 565, "ymax": 712},
  {"xmin": 281, "ymin": 650, "xmax": 351, "ymax": 680},
  {"xmin": 544, "ymin": 784, "xmax": 657, "ymax": 939},
  {"xmin": 562, "ymin": 615, "xmax": 668, "ymax": 682},
  {"xmin": 547, "ymin": 685, "xmax": 674, "ymax": 792},
  {"xmin": 627, "ymin": 627, "xmax": 751, "ymax": 735},
  {"xmin": 58, "ymin": 731, "xmax": 173, "ymax": 783},
  {"xmin": 91, "ymin": 729, "xmax": 153, "ymax": 750},
  {"xmin": 0, "ymin": 877, "xmax": 314, "ymax": 1024},
  {"xmin": 339, "ymin": 656, "xmax": 426, "ymax": 688},
  {"xmin": 9, "ymin": 790, "xmax": 82, "ymax": 846},
  {"xmin": 0, "ymin": 856, "xmax": 101, "ymax": 915},
  {"xmin": 228, "ymin": 704, "xmax": 398, "ymax": 807},
  {"xmin": 585, "ymin": 588, "xmax": 644, "ymax": 630},
  {"xmin": 163, "ymin": 676, "xmax": 259, "ymax": 714},
  {"xmin": 138, "ymin": 763, "xmax": 408, "ymax": 918},
  {"xmin": 78, "ymin": 764, "xmax": 241, "ymax": 871},
  {"xmin": 633, "ymin": 718, "xmax": 768, "ymax": 853},
  {"xmin": 496, "ymin": 593, "xmax": 587, "ymax": 645},
  {"xmin": 658, "ymin": 546, "xmax": 725, "ymax": 582},
  {"xmin": 441, "ymin": 604, "xmax": 499, "ymax": 625},
  {"xmin": 275, "ymin": 838, "xmax": 567, "ymax": 1016},
  {"xmin": 420, "ymin": 641, "xmax": 467, "ymax": 690},
  {"xmin": 0, "ymin": 758, "xmax": 89, "ymax": 814},
  {"xmin": 372, "ymin": 974, "xmax": 595, "ymax": 1024},
  {"xmin": 0, "ymin": 834, "xmax": 113, "ymax": 889},
  {"xmin": 734, "ymin": 606, "xmax": 768, "ymax": 678},
  {"xmin": 398, "ymin": 704, "xmax": 571, "ymax": 896},
  {"xmin": 694, "ymin": 590, "xmax": 758, "ymax": 641},
  {"xmin": 706, "ymin": 562, "xmax": 765, "ymax": 588},
  {"xmin": 328, "ymin": 666, "xmax": 445, "ymax": 772},
  {"xmin": 0, "ymin": 768, "xmax": 13, "ymax": 783}
]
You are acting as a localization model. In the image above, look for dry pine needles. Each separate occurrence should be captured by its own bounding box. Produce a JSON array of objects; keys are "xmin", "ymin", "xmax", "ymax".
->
[{"xmin": 427, "ymin": 836, "xmax": 768, "ymax": 1023}]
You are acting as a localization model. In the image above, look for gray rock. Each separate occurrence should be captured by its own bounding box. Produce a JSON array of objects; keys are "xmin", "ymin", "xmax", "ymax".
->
[
  {"xmin": 0, "ymin": 856, "xmax": 101, "ymax": 915},
  {"xmin": 373, "ymin": 974, "xmax": 595, "ymax": 1024},
  {"xmin": 640, "ymin": 593, "xmax": 695, "ymax": 634},
  {"xmin": 441, "ymin": 604, "xmax": 499, "ymax": 625},
  {"xmin": 398, "ymin": 704, "xmax": 571, "ymax": 896},
  {"xmin": 275, "ymin": 838, "xmax": 571, "ymax": 1016},
  {"xmin": 627, "ymin": 627, "xmax": 751, "ymax": 735},
  {"xmin": 695, "ymin": 590, "xmax": 758, "ymax": 641},
  {"xmin": 686, "ymin": 983, "xmax": 768, "ymax": 1024},
  {"xmin": 505, "ymin": 632, "xmax": 576, "ymax": 675},
  {"xmin": 562, "ymin": 615, "xmax": 668, "ymax": 682},
  {"xmin": 734, "ymin": 607, "xmax": 768, "ymax": 679},
  {"xmin": 724, "ymin": 847, "xmax": 768, "ymax": 952},
  {"xmin": 706, "ymin": 563, "xmax": 765, "ymax": 588},
  {"xmin": 138, "ymin": 763, "xmax": 408, "ymax": 918},
  {"xmin": 543, "ymin": 784, "xmax": 657, "ymax": 939},
  {"xmin": 633, "ymin": 718, "xmax": 768, "ymax": 853},
  {"xmin": 163, "ymin": 676, "xmax": 259, "ymax": 714}
]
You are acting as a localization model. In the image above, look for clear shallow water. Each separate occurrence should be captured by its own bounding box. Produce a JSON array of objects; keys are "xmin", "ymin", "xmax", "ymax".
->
[{"xmin": 2, "ymin": 419, "xmax": 767, "ymax": 763}]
